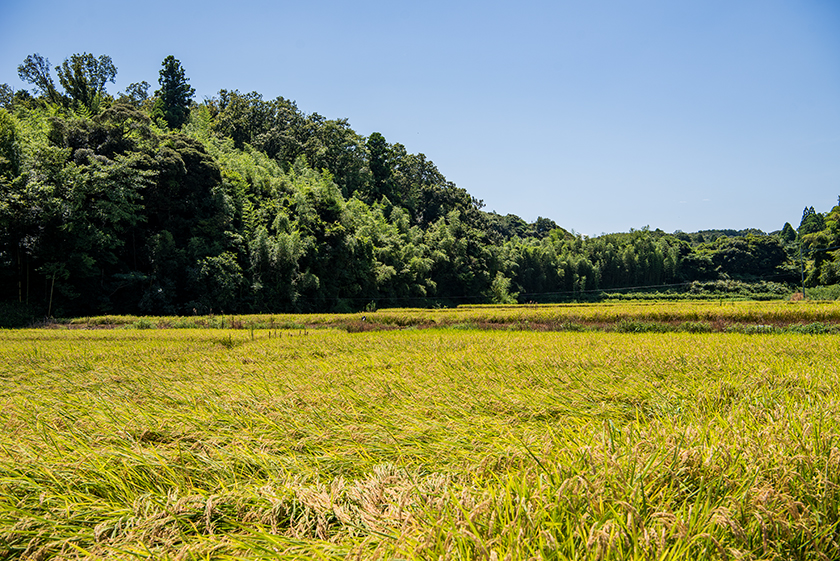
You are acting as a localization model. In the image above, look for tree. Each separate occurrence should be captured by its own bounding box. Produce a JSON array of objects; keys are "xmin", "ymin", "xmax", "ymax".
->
[
  {"xmin": 532, "ymin": 216, "xmax": 558, "ymax": 238},
  {"xmin": 308, "ymin": 118, "xmax": 367, "ymax": 197},
  {"xmin": 56, "ymin": 53, "xmax": 117, "ymax": 112},
  {"xmin": 0, "ymin": 109, "xmax": 21, "ymax": 181},
  {"xmin": 780, "ymin": 222, "xmax": 796, "ymax": 243},
  {"xmin": 799, "ymin": 206, "xmax": 825, "ymax": 237},
  {"xmin": 154, "ymin": 56, "xmax": 195, "ymax": 129},
  {"xmin": 17, "ymin": 53, "xmax": 60, "ymax": 104},
  {"xmin": 119, "ymin": 81, "xmax": 150, "ymax": 107},
  {"xmin": 366, "ymin": 132, "xmax": 391, "ymax": 201},
  {"xmin": 490, "ymin": 272, "xmax": 518, "ymax": 304},
  {"xmin": 0, "ymin": 84, "xmax": 13, "ymax": 109}
]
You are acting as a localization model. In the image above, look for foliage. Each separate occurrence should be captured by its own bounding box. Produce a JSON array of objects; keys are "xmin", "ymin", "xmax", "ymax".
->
[
  {"xmin": 0, "ymin": 108, "xmax": 21, "ymax": 180},
  {"xmin": 119, "ymin": 81, "xmax": 150, "ymax": 107},
  {"xmin": 780, "ymin": 221, "xmax": 796, "ymax": 242},
  {"xmin": 55, "ymin": 53, "xmax": 117, "ymax": 112},
  {"xmin": 2, "ymin": 53, "xmax": 839, "ymax": 315},
  {"xmin": 17, "ymin": 53, "xmax": 60, "ymax": 105},
  {"xmin": 17, "ymin": 52, "xmax": 117, "ymax": 112},
  {"xmin": 799, "ymin": 206, "xmax": 825, "ymax": 237},
  {"xmin": 0, "ymin": 300, "xmax": 37, "ymax": 327},
  {"xmin": 805, "ymin": 283, "xmax": 840, "ymax": 301},
  {"xmin": 489, "ymin": 271, "xmax": 518, "ymax": 304},
  {"xmin": 153, "ymin": 55, "xmax": 194, "ymax": 129}
]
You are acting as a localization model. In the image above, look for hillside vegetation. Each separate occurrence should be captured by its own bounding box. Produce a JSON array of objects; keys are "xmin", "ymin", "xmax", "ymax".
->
[{"xmin": 2, "ymin": 53, "xmax": 839, "ymax": 320}]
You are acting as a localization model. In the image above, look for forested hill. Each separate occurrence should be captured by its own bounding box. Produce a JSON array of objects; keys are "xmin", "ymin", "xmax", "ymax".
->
[{"xmin": 1, "ymin": 53, "xmax": 838, "ymax": 320}]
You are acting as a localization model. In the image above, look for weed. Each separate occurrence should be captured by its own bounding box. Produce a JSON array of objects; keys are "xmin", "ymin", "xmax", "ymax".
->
[
  {"xmin": 130, "ymin": 317, "xmax": 156, "ymax": 329},
  {"xmin": 788, "ymin": 322, "xmax": 839, "ymax": 334},
  {"xmin": 679, "ymin": 321, "xmax": 712, "ymax": 333}
]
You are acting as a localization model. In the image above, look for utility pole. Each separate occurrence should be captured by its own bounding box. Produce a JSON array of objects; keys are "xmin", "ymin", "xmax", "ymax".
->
[{"xmin": 799, "ymin": 242, "xmax": 806, "ymax": 297}]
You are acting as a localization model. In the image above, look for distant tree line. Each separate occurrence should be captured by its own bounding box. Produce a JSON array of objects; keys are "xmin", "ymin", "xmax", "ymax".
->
[{"xmin": 0, "ymin": 52, "xmax": 837, "ymax": 320}]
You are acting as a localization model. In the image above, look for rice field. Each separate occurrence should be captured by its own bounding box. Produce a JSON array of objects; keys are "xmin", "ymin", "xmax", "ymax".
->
[
  {"xmin": 2, "ymin": 304, "xmax": 840, "ymax": 559},
  {"xmin": 65, "ymin": 299, "xmax": 840, "ymax": 331}
]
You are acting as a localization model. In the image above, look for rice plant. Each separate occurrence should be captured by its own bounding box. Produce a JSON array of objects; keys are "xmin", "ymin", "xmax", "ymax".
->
[
  {"xmin": 66, "ymin": 299, "xmax": 840, "ymax": 333},
  {"xmin": 1, "ymin": 322, "xmax": 839, "ymax": 559}
]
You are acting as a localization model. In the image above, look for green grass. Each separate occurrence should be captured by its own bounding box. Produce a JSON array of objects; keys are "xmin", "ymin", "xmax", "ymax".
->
[{"xmin": 1, "ymin": 324, "xmax": 840, "ymax": 559}]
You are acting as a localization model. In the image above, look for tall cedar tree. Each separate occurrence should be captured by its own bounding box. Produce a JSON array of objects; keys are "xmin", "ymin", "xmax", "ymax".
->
[
  {"xmin": 154, "ymin": 56, "xmax": 194, "ymax": 129},
  {"xmin": 366, "ymin": 132, "xmax": 391, "ymax": 201}
]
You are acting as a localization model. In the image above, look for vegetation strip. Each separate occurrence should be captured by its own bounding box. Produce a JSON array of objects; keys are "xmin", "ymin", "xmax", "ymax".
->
[{"xmin": 55, "ymin": 300, "xmax": 840, "ymax": 333}]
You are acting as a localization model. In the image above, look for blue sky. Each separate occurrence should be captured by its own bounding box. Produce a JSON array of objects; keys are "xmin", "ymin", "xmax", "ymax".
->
[{"xmin": 2, "ymin": 0, "xmax": 838, "ymax": 235}]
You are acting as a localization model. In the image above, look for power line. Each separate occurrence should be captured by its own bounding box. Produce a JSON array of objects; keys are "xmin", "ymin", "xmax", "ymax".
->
[{"xmin": 808, "ymin": 244, "xmax": 840, "ymax": 254}]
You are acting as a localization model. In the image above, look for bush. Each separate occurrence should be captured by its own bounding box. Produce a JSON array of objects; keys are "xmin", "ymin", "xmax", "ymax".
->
[
  {"xmin": 679, "ymin": 321, "xmax": 712, "ymax": 333},
  {"xmin": 806, "ymin": 284, "xmax": 840, "ymax": 301},
  {"xmin": 130, "ymin": 318, "xmax": 156, "ymax": 329},
  {"xmin": 788, "ymin": 322, "xmax": 839, "ymax": 335}
]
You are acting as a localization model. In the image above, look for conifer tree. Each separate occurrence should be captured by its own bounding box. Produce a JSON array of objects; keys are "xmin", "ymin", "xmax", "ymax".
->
[{"xmin": 153, "ymin": 56, "xmax": 194, "ymax": 129}]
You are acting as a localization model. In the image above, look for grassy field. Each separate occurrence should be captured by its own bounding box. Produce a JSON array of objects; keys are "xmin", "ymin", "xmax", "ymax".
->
[{"xmin": 2, "ymin": 303, "xmax": 840, "ymax": 559}]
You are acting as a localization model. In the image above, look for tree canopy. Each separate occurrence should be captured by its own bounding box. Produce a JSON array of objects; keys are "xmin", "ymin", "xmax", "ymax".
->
[
  {"xmin": 56, "ymin": 53, "xmax": 117, "ymax": 112},
  {"xmin": 0, "ymin": 52, "xmax": 836, "ymax": 321},
  {"xmin": 17, "ymin": 53, "xmax": 60, "ymax": 104}
]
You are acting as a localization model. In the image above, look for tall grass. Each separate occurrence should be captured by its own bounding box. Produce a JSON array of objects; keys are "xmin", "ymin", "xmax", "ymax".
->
[{"xmin": 1, "ymin": 328, "xmax": 839, "ymax": 558}]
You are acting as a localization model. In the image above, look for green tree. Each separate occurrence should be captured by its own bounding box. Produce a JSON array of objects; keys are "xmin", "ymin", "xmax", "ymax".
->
[
  {"xmin": 17, "ymin": 53, "xmax": 61, "ymax": 105},
  {"xmin": 55, "ymin": 53, "xmax": 117, "ymax": 112},
  {"xmin": 154, "ymin": 56, "xmax": 195, "ymax": 129},
  {"xmin": 212, "ymin": 90, "xmax": 266, "ymax": 149},
  {"xmin": 119, "ymin": 81, "xmax": 150, "ymax": 108},
  {"xmin": 0, "ymin": 84, "xmax": 13, "ymax": 109},
  {"xmin": 309, "ymin": 117, "xmax": 368, "ymax": 199},
  {"xmin": 490, "ymin": 271, "xmax": 518, "ymax": 304},
  {"xmin": 532, "ymin": 217, "xmax": 557, "ymax": 237},
  {"xmin": 799, "ymin": 207, "xmax": 825, "ymax": 237},
  {"xmin": 189, "ymin": 252, "xmax": 243, "ymax": 313},
  {"xmin": 366, "ymin": 132, "xmax": 391, "ymax": 201},
  {"xmin": 0, "ymin": 109, "xmax": 21, "ymax": 181},
  {"xmin": 780, "ymin": 222, "xmax": 796, "ymax": 243}
]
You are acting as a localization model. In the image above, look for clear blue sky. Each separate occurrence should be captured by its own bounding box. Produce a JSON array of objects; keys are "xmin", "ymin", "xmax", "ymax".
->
[{"xmin": 2, "ymin": 0, "xmax": 838, "ymax": 235}]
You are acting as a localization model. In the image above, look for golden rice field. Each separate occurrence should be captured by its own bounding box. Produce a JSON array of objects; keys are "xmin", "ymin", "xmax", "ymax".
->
[
  {"xmin": 2, "ymin": 302, "xmax": 840, "ymax": 559},
  {"xmin": 67, "ymin": 299, "xmax": 840, "ymax": 331}
]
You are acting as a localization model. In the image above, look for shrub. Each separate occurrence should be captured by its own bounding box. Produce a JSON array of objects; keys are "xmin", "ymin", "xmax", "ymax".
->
[{"xmin": 788, "ymin": 322, "xmax": 839, "ymax": 335}]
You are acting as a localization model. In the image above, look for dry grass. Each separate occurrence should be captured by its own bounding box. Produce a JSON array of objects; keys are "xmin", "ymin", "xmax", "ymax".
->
[{"xmin": 1, "ymin": 322, "xmax": 839, "ymax": 559}]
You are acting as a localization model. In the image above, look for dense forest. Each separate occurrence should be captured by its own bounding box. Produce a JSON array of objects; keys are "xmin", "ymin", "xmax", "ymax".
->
[{"xmin": 1, "ymin": 53, "xmax": 838, "ymax": 322}]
